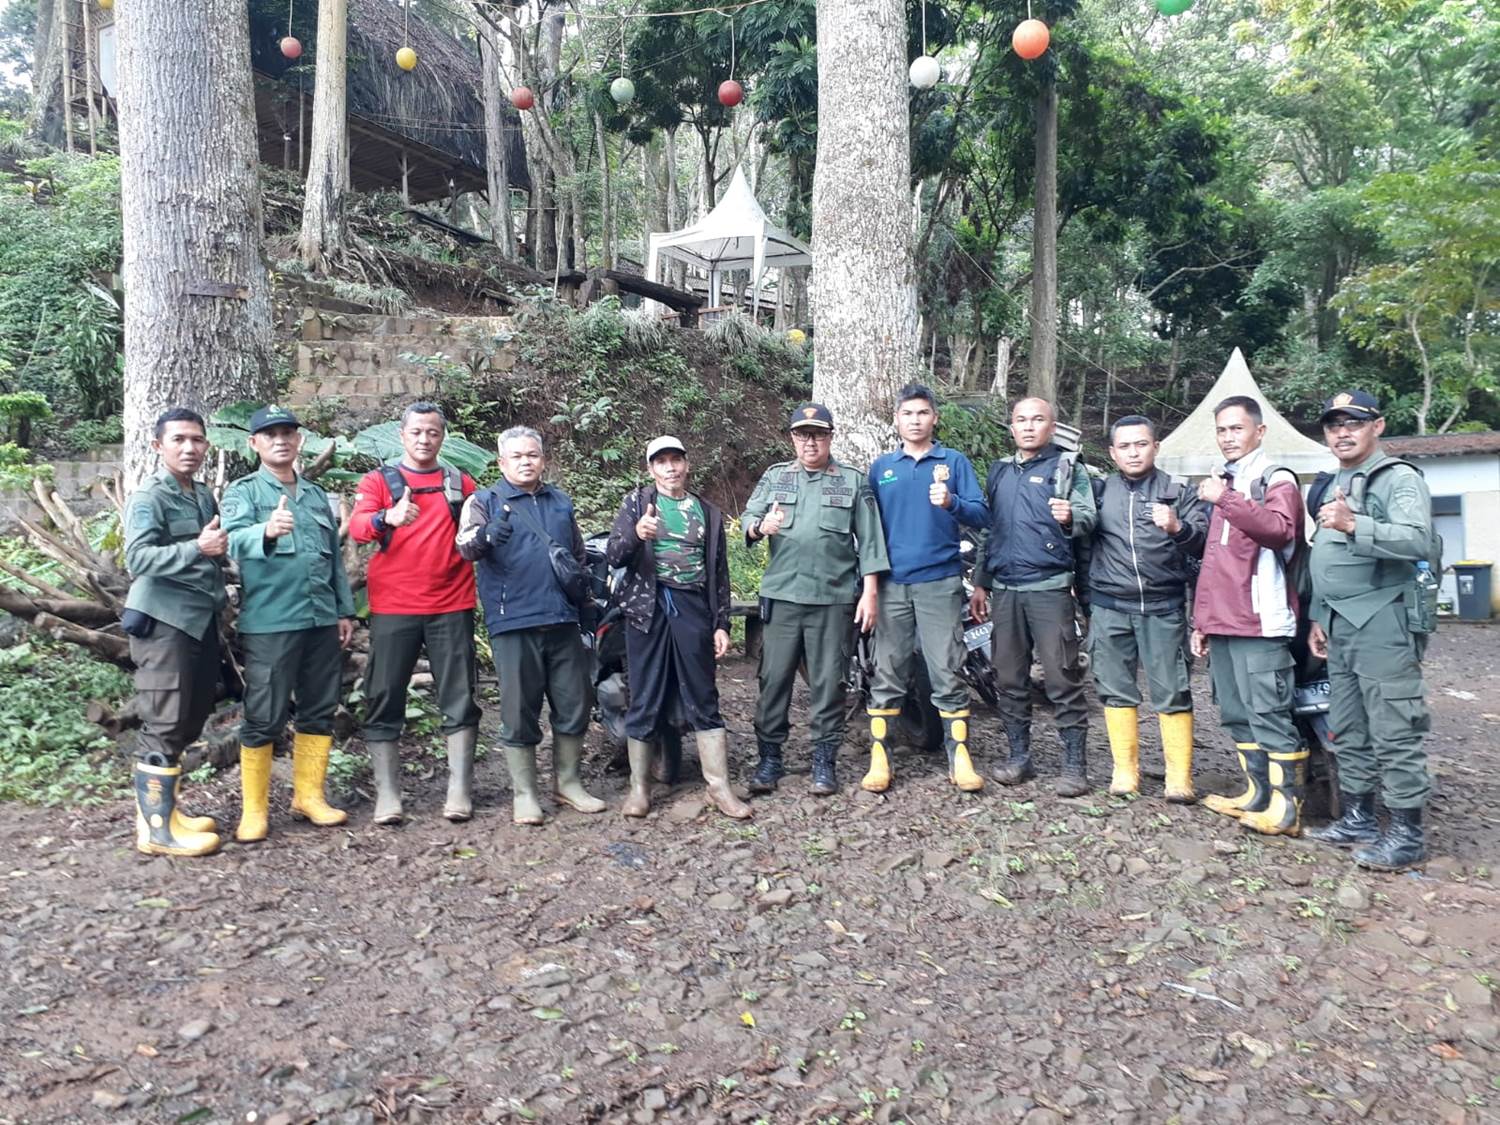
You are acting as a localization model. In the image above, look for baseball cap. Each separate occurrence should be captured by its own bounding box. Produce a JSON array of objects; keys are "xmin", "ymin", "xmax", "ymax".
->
[
  {"xmin": 788, "ymin": 402, "xmax": 834, "ymax": 431},
  {"xmin": 248, "ymin": 405, "xmax": 302, "ymax": 434},
  {"xmin": 1318, "ymin": 391, "xmax": 1382, "ymax": 423},
  {"xmin": 645, "ymin": 435, "xmax": 686, "ymax": 461}
]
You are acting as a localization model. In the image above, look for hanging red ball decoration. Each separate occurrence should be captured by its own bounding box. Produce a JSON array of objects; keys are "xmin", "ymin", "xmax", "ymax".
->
[
  {"xmin": 717, "ymin": 80, "xmax": 743, "ymax": 108},
  {"xmin": 509, "ymin": 86, "xmax": 535, "ymax": 111},
  {"xmin": 280, "ymin": 36, "xmax": 303, "ymax": 60},
  {"xmin": 1012, "ymin": 19, "xmax": 1050, "ymax": 60}
]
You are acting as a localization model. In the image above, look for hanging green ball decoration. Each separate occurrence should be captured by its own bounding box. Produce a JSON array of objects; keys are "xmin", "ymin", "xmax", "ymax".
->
[
  {"xmin": 610, "ymin": 77, "xmax": 636, "ymax": 106},
  {"xmin": 1155, "ymin": 0, "xmax": 1194, "ymax": 15}
]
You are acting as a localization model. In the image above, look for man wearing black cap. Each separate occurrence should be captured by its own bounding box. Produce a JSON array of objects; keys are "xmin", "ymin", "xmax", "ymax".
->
[
  {"xmin": 606, "ymin": 435, "xmax": 747, "ymax": 819},
  {"xmin": 221, "ymin": 405, "xmax": 355, "ymax": 844},
  {"xmin": 741, "ymin": 404, "xmax": 888, "ymax": 796},
  {"xmin": 1301, "ymin": 391, "xmax": 1435, "ymax": 870}
]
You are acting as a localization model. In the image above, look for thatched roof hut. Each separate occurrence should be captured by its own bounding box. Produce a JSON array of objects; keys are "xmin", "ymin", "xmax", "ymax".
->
[{"xmin": 248, "ymin": 0, "xmax": 527, "ymax": 204}]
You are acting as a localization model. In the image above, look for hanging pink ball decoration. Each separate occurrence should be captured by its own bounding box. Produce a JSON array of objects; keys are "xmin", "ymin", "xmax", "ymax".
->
[
  {"xmin": 280, "ymin": 36, "xmax": 303, "ymax": 60},
  {"xmin": 1012, "ymin": 19, "xmax": 1050, "ymax": 60},
  {"xmin": 717, "ymin": 80, "xmax": 743, "ymax": 107},
  {"xmin": 509, "ymin": 86, "xmax": 535, "ymax": 111}
]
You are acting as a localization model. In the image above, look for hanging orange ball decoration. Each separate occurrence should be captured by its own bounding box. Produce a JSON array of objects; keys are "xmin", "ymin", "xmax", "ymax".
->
[
  {"xmin": 509, "ymin": 86, "xmax": 535, "ymax": 111},
  {"xmin": 1012, "ymin": 19, "xmax": 1050, "ymax": 60},
  {"xmin": 280, "ymin": 36, "xmax": 303, "ymax": 60},
  {"xmin": 396, "ymin": 46, "xmax": 418, "ymax": 71},
  {"xmin": 717, "ymin": 80, "xmax": 743, "ymax": 107}
]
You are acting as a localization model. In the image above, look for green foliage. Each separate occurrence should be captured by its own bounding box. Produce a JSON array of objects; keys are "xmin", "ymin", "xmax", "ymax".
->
[
  {"xmin": 353, "ymin": 420, "xmax": 495, "ymax": 479},
  {"xmin": 0, "ymin": 154, "xmax": 124, "ymax": 420},
  {"xmin": 937, "ymin": 400, "xmax": 1013, "ymax": 478},
  {"xmin": 724, "ymin": 517, "xmax": 765, "ymax": 599},
  {"xmin": 0, "ymin": 440, "xmax": 52, "ymax": 489},
  {"xmin": 0, "ymin": 388, "xmax": 50, "ymax": 447},
  {"xmin": 58, "ymin": 415, "xmax": 124, "ymax": 455},
  {"xmin": 0, "ymin": 640, "xmax": 132, "ymax": 806}
]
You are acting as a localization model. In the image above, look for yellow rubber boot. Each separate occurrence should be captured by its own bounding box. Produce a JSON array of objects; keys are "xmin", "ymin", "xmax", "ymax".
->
[
  {"xmin": 135, "ymin": 761, "xmax": 220, "ymax": 857},
  {"xmin": 1103, "ymin": 706, "xmax": 1140, "ymax": 796},
  {"xmin": 235, "ymin": 743, "xmax": 273, "ymax": 843},
  {"xmin": 941, "ymin": 709, "xmax": 984, "ymax": 792},
  {"xmin": 1158, "ymin": 712, "xmax": 1196, "ymax": 804},
  {"xmin": 1201, "ymin": 744, "xmax": 1269, "ymax": 819},
  {"xmin": 1239, "ymin": 749, "xmax": 1307, "ymax": 836},
  {"xmin": 171, "ymin": 773, "xmax": 217, "ymax": 835},
  {"xmin": 289, "ymin": 732, "xmax": 348, "ymax": 827},
  {"xmin": 861, "ymin": 708, "xmax": 900, "ymax": 793}
]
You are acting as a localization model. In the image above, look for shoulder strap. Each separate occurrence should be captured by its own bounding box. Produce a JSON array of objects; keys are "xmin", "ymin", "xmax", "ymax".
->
[
  {"xmin": 509, "ymin": 494, "xmax": 561, "ymax": 547},
  {"xmin": 1305, "ymin": 470, "xmax": 1336, "ymax": 517},
  {"xmin": 379, "ymin": 464, "xmax": 405, "ymax": 503},
  {"xmin": 1251, "ymin": 465, "xmax": 1297, "ymax": 504}
]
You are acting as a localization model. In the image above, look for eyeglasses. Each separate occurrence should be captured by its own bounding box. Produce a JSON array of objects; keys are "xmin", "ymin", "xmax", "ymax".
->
[
  {"xmin": 791, "ymin": 431, "xmax": 831, "ymax": 444},
  {"xmin": 1322, "ymin": 417, "xmax": 1371, "ymax": 434}
]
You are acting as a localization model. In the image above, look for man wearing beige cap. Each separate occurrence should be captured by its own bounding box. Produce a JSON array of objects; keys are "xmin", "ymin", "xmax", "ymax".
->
[{"xmin": 605, "ymin": 436, "xmax": 749, "ymax": 819}]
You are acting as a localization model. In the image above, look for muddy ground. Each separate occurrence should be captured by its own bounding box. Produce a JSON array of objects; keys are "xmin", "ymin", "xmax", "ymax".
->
[{"xmin": 4, "ymin": 625, "xmax": 1500, "ymax": 1125}]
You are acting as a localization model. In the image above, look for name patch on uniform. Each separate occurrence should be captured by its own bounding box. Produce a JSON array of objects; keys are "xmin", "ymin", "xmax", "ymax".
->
[{"xmin": 1028, "ymin": 475, "xmax": 1046, "ymax": 485}]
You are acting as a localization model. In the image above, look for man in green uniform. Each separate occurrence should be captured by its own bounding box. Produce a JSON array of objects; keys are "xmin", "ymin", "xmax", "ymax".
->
[
  {"xmin": 741, "ymin": 403, "xmax": 887, "ymax": 796},
  {"xmin": 1302, "ymin": 390, "xmax": 1434, "ymax": 871},
  {"xmin": 122, "ymin": 407, "xmax": 227, "ymax": 857},
  {"xmin": 221, "ymin": 406, "xmax": 356, "ymax": 843}
]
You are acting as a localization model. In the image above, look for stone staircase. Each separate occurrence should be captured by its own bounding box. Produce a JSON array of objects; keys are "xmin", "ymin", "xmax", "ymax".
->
[{"xmin": 286, "ymin": 309, "xmax": 520, "ymax": 412}]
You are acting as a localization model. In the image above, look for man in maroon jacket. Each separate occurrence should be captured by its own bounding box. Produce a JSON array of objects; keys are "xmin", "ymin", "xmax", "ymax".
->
[
  {"xmin": 349, "ymin": 403, "xmax": 480, "ymax": 825},
  {"xmin": 1190, "ymin": 395, "xmax": 1308, "ymax": 836}
]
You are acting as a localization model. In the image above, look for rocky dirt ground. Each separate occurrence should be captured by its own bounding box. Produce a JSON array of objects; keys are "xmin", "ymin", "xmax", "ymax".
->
[{"xmin": 3, "ymin": 625, "xmax": 1500, "ymax": 1125}]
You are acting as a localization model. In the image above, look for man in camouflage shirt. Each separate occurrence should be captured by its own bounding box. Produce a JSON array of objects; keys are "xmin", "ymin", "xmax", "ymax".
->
[{"xmin": 606, "ymin": 436, "xmax": 747, "ymax": 819}]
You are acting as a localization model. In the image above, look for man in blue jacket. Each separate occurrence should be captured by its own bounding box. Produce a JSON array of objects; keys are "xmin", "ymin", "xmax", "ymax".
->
[
  {"xmin": 866, "ymin": 383, "xmax": 990, "ymax": 794},
  {"xmin": 970, "ymin": 397, "xmax": 1098, "ymax": 795},
  {"xmin": 455, "ymin": 426, "xmax": 604, "ymax": 825}
]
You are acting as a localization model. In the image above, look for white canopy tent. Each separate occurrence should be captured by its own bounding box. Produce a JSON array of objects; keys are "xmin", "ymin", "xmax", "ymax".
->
[
  {"xmin": 1157, "ymin": 347, "xmax": 1335, "ymax": 477},
  {"xmin": 645, "ymin": 166, "xmax": 812, "ymax": 315}
]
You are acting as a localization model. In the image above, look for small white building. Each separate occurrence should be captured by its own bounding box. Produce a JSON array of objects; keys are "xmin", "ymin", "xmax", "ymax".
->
[{"xmin": 1381, "ymin": 431, "xmax": 1500, "ymax": 613}]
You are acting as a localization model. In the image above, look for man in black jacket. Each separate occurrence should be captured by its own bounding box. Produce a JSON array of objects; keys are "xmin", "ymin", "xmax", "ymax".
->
[
  {"xmin": 1088, "ymin": 416, "xmax": 1209, "ymax": 802},
  {"xmin": 605, "ymin": 436, "xmax": 749, "ymax": 820}
]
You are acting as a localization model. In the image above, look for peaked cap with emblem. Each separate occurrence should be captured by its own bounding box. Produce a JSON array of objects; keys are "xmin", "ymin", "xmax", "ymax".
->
[
  {"xmin": 248, "ymin": 404, "xmax": 302, "ymax": 434},
  {"xmin": 1317, "ymin": 390, "xmax": 1381, "ymax": 423},
  {"xmin": 788, "ymin": 402, "xmax": 834, "ymax": 431}
]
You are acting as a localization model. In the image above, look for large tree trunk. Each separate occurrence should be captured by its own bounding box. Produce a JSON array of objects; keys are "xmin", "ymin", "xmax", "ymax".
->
[
  {"xmin": 118, "ymin": 0, "xmax": 275, "ymax": 490},
  {"xmin": 1027, "ymin": 78, "xmax": 1059, "ymax": 404},
  {"xmin": 478, "ymin": 22, "xmax": 516, "ymax": 258},
  {"xmin": 810, "ymin": 0, "xmax": 918, "ymax": 468},
  {"xmin": 29, "ymin": 0, "xmax": 66, "ymax": 145},
  {"xmin": 298, "ymin": 0, "xmax": 349, "ymax": 273}
]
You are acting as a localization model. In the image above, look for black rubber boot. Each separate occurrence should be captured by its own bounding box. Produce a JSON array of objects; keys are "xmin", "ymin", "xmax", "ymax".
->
[
  {"xmin": 749, "ymin": 741, "xmax": 785, "ymax": 794},
  {"xmin": 1304, "ymin": 791, "xmax": 1380, "ymax": 848},
  {"xmin": 992, "ymin": 722, "xmax": 1035, "ymax": 786},
  {"xmin": 1354, "ymin": 806, "xmax": 1426, "ymax": 871},
  {"xmin": 809, "ymin": 741, "xmax": 839, "ymax": 797},
  {"xmin": 1055, "ymin": 727, "xmax": 1090, "ymax": 797}
]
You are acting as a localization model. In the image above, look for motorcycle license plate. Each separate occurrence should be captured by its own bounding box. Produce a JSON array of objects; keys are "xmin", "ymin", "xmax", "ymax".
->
[{"xmin": 964, "ymin": 622, "xmax": 992, "ymax": 652}]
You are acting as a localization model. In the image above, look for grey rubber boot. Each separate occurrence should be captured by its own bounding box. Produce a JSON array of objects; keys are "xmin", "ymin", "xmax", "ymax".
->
[
  {"xmin": 697, "ymin": 728, "xmax": 751, "ymax": 819},
  {"xmin": 443, "ymin": 727, "xmax": 477, "ymax": 822},
  {"xmin": 505, "ymin": 745, "xmax": 544, "ymax": 826},
  {"xmin": 553, "ymin": 732, "xmax": 606, "ymax": 814},
  {"xmin": 368, "ymin": 740, "xmax": 404, "ymax": 825},
  {"xmin": 622, "ymin": 738, "xmax": 653, "ymax": 818}
]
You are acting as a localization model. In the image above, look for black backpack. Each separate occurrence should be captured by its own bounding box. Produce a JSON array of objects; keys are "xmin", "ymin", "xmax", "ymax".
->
[{"xmin": 377, "ymin": 464, "xmax": 465, "ymax": 551}]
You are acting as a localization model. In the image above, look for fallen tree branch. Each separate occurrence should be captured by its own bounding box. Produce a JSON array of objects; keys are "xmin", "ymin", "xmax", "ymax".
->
[
  {"xmin": 0, "ymin": 587, "xmax": 119, "ymax": 627},
  {"xmin": 0, "ymin": 556, "xmax": 73, "ymax": 600},
  {"xmin": 31, "ymin": 611, "xmax": 131, "ymax": 665}
]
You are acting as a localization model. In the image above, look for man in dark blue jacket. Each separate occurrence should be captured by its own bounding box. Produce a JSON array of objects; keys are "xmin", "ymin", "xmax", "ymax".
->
[
  {"xmin": 456, "ymin": 426, "xmax": 604, "ymax": 825},
  {"xmin": 970, "ymin": 397, "xmax": 1098, "ymax": 795},
  {"xmin": 867, "ymin": 383, "xmax": 990, "ymax": 794}
]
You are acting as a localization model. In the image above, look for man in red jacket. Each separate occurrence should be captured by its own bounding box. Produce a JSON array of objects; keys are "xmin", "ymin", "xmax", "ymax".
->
[
  {"xmin": 349, "ymin": 403, "xmax": 480, "ymax": 824},
  {"xmin": 1190, "ymin": 395, "xmax": 1307, "ymax": 836}
]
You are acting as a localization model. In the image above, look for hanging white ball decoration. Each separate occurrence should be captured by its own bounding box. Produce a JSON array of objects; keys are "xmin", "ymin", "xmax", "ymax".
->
[
  {"xmin": 610, "ymin": 77, "xmax": 636, "ymax": 106},
  {"xmin": 909, "ymin": 55, "xmax": 940, "ymax": 89}
]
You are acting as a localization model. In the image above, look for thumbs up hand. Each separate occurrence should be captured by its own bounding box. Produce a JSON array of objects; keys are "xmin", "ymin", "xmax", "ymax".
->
[
  {"xmin": 386, "ymin": 489, "xmax": 419, "ymax": 528},
  {"xmin": 636, "ymin": 501, "xmax": 661, "ymax": 541},
  {"xmin": 483, "ymin": 503, "xmax": 513, "ymax": 548},
  {"xmin": 265, "ymin": 494, "xmax": 296, "ymax": 539},
  {"xmin": 759, "ymin": 501, "xmax": 786, "ymax": 537},
  {"xmin": 197, "ymin": 513, "xmax": 228, "ymax": 556},
  {"xmin": 929, "ymin": 480, "xmax": 951, "ymax": 508},
  {"xmin": 1318, "ymin": 485, "xmax": 1355, "ymax": 534}
]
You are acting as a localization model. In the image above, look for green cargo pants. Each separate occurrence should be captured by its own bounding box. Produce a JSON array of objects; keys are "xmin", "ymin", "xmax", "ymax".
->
[
  {"xmin": 754, "ymin": 599, "xmax": 855, "ymax": 746},
  {"xmin": 129, "ymin": 619, "xmax": 220, "ymax": 765},
  {"xmin": 1207, "ymin": 634, "xmax": 1300, "ymax": 755},
  {"xmin": 1327, "ymin": 601, "xmax": 1431, "ymax": 808},
  {"xmin": 240, "ymin": 625, "xmax": 343, "ymax": 746},
  {"xmin": 870, "ymin": 576, "xmax": 969, "ymax": 714},
  {"xmin": 1090, "ymin": 604, "xmax": 1192, "ymax": 714},
  {"xmin": 363, "ymin": 609, "xmax": 480, "ymax": 742},
  {"xmin": 492, "ymin": 624, "xmax": 593, "ymax": 749}
]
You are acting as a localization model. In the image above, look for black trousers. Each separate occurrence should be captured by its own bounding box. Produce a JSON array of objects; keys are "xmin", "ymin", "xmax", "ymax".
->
[
  {"xmin": 989, "ymin": 587, "xmax": 1089, "ymax": 732},
  {"xmin": 129, "ymin": 619, "xmax": 220, "ymax": 765},
  {"xmin": 363, "ymin": 609, "xmax": 480, "ymax": 741},
  {"xmin": 240, "ymin": 626, "xmax": 343, "ymax": 746},
  {"xmin": 492, "ymin": 624, "xmax": 593, "ymax": 748},
  {"xmin": 624, "ymin": 585, "xmax": 724, "ymax": 739}
]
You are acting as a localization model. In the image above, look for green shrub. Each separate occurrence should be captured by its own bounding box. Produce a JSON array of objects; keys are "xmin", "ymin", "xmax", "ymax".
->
[
  {"xmin": 0, "ymin": 640, "xmax": 133, "ymax": 805},
  {"xmin": 59, "ymin": 415, "xmax": 123, "ymax": 454}
]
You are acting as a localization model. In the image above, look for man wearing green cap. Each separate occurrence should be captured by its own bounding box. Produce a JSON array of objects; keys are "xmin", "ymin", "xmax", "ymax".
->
[
  {"xmin": 741, "ymin": 403, "xmax": 887, "ymax": 796},
  {"xmin": 221, "ymin": 405, "xmax": 355, "ymax": 844},
  {"xmin": 1301, "ymin": 390, "xmax": 1434, "ymax": 871}
]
